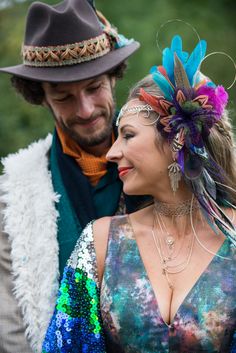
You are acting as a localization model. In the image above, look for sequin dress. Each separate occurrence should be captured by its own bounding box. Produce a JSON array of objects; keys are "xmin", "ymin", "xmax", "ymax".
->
[
  {"xmin": 42, "ymin": 216, "xmax": 236, "ymax": 353},
  {"xmin": 101, "ymin": 216, "xmax": 236, "ymax": 353}
]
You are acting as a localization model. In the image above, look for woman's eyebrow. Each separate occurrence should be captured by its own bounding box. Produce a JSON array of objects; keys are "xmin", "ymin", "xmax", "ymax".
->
[{"xmin": 119, "ymin": 124, "xmax": 135, "ymax": 133}]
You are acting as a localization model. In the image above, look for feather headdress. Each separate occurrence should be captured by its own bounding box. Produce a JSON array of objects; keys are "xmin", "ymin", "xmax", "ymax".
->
[{"xmin": 140, "ymin": 35, "xmax": 236, "ymax": 246}]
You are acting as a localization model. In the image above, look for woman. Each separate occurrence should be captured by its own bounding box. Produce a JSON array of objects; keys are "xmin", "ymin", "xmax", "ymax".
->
[{"xmin": 42, "ymin": 35, "xmax": 236, "ymax": 352}]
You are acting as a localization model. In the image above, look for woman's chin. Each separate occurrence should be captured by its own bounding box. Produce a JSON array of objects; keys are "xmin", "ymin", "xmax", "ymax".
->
[{"xmin": 123, "ymin": 185, "xmax": 146, "ymax": 196}]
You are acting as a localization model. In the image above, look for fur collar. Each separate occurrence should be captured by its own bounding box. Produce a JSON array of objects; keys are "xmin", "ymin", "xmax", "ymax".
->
[{"xmin": 0, "ymin": 134, "xmax": 60, "ymax": 352}]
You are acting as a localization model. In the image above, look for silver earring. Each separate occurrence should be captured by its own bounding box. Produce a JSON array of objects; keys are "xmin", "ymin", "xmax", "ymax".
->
[
  {"xmin": 168, "ymin": 160, "xmax": 182, "ymax": 193},
  {"xmin": 168, "ymin": 130, "xmax": 184, "ymax": 193}
]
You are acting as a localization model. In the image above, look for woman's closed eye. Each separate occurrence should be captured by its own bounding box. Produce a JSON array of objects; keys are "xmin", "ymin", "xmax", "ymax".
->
[
  {"xmin": 119, "ymin": 124, "xmax": 137, "ymax": 140},
  {"xmin": 123, "ymin": 132, "xmax": 135, "ymax": 140}
]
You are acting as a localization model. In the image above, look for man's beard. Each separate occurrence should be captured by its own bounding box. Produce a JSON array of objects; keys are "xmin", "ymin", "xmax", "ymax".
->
[
  {"xmin": 49, "ymin": 106, "xmax": 114, "ymax": 149},
  {"xmin": 60, "ymin": 115, "xmax": 113, "ymax": 148}
]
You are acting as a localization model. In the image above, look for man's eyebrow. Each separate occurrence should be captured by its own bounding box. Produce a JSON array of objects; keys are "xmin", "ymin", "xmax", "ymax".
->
[
  {"xmin": 50, "ymin": 77, "xmax": 103, "ymax": 93},
  {"xmin": 49, "ymin": 82, "xmax": 58, "ymax": 88},
  {"xmin": 47, "ymin": 84, "xmax": 66, "ymax": 94},
  {"xmin": 49, "ymin": 90, "xmax": 68, "ymax": 97},
  {"xmin": 87, "ymin": 77, "xmax": 105, "ymax": 86}
]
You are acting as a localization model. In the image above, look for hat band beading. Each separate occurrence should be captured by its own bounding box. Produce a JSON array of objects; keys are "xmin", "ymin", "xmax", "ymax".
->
[{"xmin": 22, "ymin": 33, "xmax": 111, "ymax": 67}]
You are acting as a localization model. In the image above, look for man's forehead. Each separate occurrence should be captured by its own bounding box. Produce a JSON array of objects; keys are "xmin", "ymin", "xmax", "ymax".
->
[{"xmin": 44, "ymin": 74, "xmax": 107, "ymax": 93}]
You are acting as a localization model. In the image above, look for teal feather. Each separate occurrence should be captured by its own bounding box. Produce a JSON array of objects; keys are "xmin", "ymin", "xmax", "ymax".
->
[
  {"xmin": 162, "ymin": 35, "xmax": 207, "ymax": 87},
  {"xmin": 215, "ymin": 220, "xmax": 236, "ymax": 247},
  {"xmin": 150, "ymin": 66, "xmax": 158, "ymax": 74},
  {"xmin": 202, "ymin": 169, "xmax": 216, "ymax": 200},
  {"xmin": 162, "ymin": 47, "xmax": 175, "ymax": 83},
  {"xmin": 185, "ymin": 39, "xmax": 207, "ymax": 85},
  {"xmin": 191, "ymin": 146, "xmax": 208, "ymax": 159},
  {"xmin": 189, "ymin": 169, "xmax": 236, "ymax": 246},
  {"xmin": 163, "ymin": 35, "xmax": 189, "ymax": 84},
  {"xmin": 223, "ymin": 199, "xmax": 236, "ymax": 210},
  {"xmin": 152, "ymin": 71, "xmax": 174, "ymax": 100},
  {"xmin": 171, "ymin": 35, "xmax": 189, "ymax": 63},
  {"xmin": 202, "ymin": 187, "xmax": 236, "ymax": 246},
  {"xmin": 206, "ymin": 81, "xmax": 216, "ymax": 88}
]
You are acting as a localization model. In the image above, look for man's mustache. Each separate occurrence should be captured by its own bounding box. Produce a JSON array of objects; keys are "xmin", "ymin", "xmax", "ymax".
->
[{"xmin": 67, "ymin": 110, "xmax": 107, "ymax": 126}]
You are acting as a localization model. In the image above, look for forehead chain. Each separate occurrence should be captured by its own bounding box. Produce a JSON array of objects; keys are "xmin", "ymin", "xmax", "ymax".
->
[{"xmin": 116, "ymin": 103, "xmax": 155, "ymax": 126}]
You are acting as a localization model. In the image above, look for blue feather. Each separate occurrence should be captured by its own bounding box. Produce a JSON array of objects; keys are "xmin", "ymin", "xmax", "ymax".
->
[
  {"xmin": 171, "ymin": 35, "xmax": 182, "ymax": 51},
  {"xmin": 206, "ymin": 81, "xmax": 216, "ymax": 88},
  {"xmin": 202, "ymin": 169, "xmax": 217, "ymax": 200},
  {"xmin": 151, "ymin": 71, "xmax": 174, "ymax": 100},
  {"xmin": 170, "ymin": 35, "xmax": 189, "ymax": 63},
  {"xmin": 162, "ymin": 47, "xmax": 175, "ymax": 84},
  {"xmin": 162, "ymin": 35, "xmax": 189, "ymax": 84},
  {"xmin": 162, "ymin": 36, "xmax": 207, "ymax": 87},
  {"xmin": 150, "ymin": 66, "xmax": 158, "ymax": 74},
  {"xmin": 215, "ymin": 220, "xmax": 236, "ymax": 247},
  {"xmin": 185, "ymin": 39, "xmax": 207, "ymax": 85}
]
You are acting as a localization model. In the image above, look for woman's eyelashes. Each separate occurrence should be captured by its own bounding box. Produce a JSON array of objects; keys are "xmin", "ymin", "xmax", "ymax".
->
[{"xmin": 123, "ymin": 132, "xmax": 135, "ymax": 140}]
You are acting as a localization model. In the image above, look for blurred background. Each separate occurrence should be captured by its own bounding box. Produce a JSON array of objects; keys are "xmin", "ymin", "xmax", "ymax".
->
[{"xmin": 0, "ymin": 0, "xmax": 235, "ymax": 158}]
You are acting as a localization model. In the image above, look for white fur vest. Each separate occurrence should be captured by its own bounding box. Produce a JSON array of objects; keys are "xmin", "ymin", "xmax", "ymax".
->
[{"xmin": 0, "ymin": 134, "xmax": 60, "ymax": 353}]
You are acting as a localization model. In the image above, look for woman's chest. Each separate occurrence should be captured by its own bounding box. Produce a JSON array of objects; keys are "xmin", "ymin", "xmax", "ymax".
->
[{"xmin": 100, "ymin": 237, "xmax": 236, "ymax": 353}]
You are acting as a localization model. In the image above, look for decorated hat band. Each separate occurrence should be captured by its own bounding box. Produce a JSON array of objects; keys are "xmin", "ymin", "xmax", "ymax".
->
[
  {"xmin": 22, "ymin": 33, "xmax": 111, "ymax": 67},
  {"xmin": 0, "ymin": 0, "xmax": 139, "ymax": 82}
]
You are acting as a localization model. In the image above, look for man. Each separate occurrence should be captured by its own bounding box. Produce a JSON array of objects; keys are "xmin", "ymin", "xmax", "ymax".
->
[{"xmin": 0, "ymin": 0, "xmax": 140, "ymax": 352}]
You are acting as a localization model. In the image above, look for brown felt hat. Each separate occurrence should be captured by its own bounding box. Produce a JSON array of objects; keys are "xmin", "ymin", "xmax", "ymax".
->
[{"xmin": 0, "ymin": 0, "xmax": 139, "ymax": 83}]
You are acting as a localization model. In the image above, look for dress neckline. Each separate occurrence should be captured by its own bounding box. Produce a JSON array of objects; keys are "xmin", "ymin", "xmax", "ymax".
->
[{"xmin": 126, "ymin": 215, "xmax": 229, "ymax": 327}]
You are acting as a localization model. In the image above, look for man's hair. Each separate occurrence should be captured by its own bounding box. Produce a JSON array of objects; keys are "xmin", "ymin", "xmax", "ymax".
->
[{"xmin": 11, "ymin": 61, "xmax": 127, "ymax": 105}]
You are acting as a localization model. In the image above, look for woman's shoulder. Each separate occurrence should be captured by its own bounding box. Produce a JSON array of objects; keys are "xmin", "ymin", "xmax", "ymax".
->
[
  {"xmin": 93, "ymin": 214, "xmax": 130, "ymax": 235},
  {"xmin": 93, "ymin": 216, "xmax": 113, "ymax": 233},
  {"xmin": 92, "ymin": 207, "xmax": 152, "ymax": 251}
]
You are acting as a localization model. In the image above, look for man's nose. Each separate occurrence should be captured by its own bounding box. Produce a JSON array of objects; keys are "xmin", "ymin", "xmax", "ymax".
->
[{"xmin": 76, "ymin": 95, "xmax": 94, "ymax": 120}]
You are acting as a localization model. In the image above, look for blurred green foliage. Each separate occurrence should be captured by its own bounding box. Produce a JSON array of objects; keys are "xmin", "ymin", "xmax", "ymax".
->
[{"xmin": 0, "ymin": 0, "xmax": 235, "ymax": 157}]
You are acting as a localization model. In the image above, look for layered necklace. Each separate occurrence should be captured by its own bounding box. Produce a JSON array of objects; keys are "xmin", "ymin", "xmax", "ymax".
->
[{"xmin": 152, "ymin": 198, "xmax": 199, "ymax": 289}]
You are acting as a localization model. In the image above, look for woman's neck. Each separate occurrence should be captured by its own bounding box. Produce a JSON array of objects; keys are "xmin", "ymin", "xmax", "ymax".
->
[{"xmin": 153, "ymin": 195, "xmax": 200, "ymax": 238}]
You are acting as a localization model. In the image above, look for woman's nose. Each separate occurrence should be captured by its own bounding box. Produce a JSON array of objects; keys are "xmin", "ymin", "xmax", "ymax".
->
[{"xmin": 106, "ymin": 142, "xmax": 123, "ymax": 162}]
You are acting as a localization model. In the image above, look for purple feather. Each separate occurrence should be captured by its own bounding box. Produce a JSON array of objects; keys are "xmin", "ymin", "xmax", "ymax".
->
[
  {"xmin": 196, "ymin": 85, "xmax": 228, "ymax": 116},
  {"xmin": 177, "ymin": 149, "xmax": 185, "ymax": 172}
]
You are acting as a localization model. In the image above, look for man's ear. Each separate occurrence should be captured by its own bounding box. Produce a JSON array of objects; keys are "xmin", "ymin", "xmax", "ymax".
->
[
  {"xmin": 42, "ymin": 98, "xmax": 49, "ymax": 108},
  {"xmin": 110, "ymin": 76, "xmax": 116, "ymax": 89}
]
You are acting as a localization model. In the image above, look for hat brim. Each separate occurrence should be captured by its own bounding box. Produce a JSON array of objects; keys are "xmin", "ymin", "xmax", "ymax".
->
[{"xmin": 0, "ymin": 41, "xmax": 139, "ymax": 83}]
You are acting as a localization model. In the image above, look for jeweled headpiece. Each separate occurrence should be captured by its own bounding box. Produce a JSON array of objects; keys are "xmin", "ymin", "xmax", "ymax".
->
[
  {"xmin": 116, "ymin": 102, "xmax": 155, "ymax": 126},
  {"xmin": 139, "ymin": 35, "xmax": 236, "ymax": 246}
]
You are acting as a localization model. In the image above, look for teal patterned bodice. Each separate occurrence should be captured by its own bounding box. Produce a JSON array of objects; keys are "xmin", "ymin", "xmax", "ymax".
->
[{"xmin": 101, "ymin": 215, "xmax": 236, "ymax": 353}]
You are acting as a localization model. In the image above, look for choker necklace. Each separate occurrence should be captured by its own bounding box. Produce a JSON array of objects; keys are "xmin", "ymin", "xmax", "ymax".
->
[{"xmin": 154, "ymin": 198, "xmax": 199, "ymax": 217}]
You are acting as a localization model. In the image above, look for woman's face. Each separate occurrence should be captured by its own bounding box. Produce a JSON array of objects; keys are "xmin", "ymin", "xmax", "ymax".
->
[{"xmin": 106, "ymin": 99, "xmax": 173, "ymax": 196}]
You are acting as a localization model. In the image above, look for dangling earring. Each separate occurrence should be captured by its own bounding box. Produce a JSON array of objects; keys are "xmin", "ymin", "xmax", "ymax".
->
[
  {"xmin": 168, "ymin": 157, "xmax": 181, "ymax": 193},
  {"xmin": 168, "ymin": 129, "xmax": 185, "ymax": 193}
]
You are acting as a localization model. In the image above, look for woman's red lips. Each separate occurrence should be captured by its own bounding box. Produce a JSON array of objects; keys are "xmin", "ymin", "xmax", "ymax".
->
[{"xmin": 118, "ymin": 167, "xmax": 133, "ymax": 177}]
